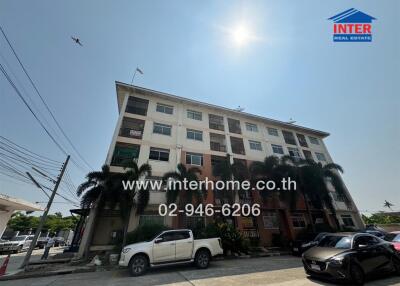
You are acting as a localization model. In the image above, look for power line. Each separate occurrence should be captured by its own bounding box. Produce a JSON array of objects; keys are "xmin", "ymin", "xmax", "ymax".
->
[
  {"xmin": 0, "ymin": 63, "xmax": 87, "ymax": 174},
  {"xmin": 0, "ymin": 25, "xmax": 94, "ymax": 172},
  {"xmin": 0, "ymin": 135, "xmax": 62, "ymax": 164}
]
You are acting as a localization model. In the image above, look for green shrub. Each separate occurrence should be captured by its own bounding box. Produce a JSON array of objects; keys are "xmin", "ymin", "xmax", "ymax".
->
[
  {"xmin": 195, "ymin": 222, "xmax": 249, "ymax": 255},
  {"xmin": 125, "ymin": 223, "xmax": 170, "ymax": 245}
]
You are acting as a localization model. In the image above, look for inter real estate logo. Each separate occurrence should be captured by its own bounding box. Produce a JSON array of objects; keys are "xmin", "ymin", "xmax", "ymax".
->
[{"xmin": 328, "ymin": 8, "xmax": 376, "ymax": 42}]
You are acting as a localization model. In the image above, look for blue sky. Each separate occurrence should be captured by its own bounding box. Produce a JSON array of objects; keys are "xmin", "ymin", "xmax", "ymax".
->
[{"xmin": 0, "ymin": 0, "xmax": 399, "ymax": 215}]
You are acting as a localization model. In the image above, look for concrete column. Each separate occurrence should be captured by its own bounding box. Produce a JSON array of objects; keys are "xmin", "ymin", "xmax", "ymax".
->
[{"xmin": 0, "ymin": 210, "xmax": 12, "ymax": 237}]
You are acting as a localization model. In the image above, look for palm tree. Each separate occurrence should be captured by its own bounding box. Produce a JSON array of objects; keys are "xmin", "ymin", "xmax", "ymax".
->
[
  {"xmin": 77, "ymin": 161, "xmax": 152, "ymax": 247},
  {"xmin": 295, "ymin": 159, "xmax": 348, "ymax": 231},
  {"xmin": 163, "ymin": 163, "xmax": 202, "ymax": 206},
  {"xmin": 212, "ymin": 155, "xmax": 249, "ymax": 204},
  {"xmin": 117, "ymin": 160, "xmax": 152, "ymax": 246},
  {"xmin": 249, "ymin": 156, "xmax": 298, "ymax": 209},
  {"xmin": 77, "ymin": 164, "xmax": 114, "ymax": 209}
]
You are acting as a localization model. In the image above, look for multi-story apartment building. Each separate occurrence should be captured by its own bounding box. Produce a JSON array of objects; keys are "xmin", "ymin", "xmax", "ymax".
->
[{"xmin": 81, "ymin": 82, "xmax": 364, "ymax": 253}]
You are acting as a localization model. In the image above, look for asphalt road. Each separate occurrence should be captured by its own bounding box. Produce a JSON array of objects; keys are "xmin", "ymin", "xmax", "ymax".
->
[
  {"xmin": 1, "ymin": 255, "xmax": 400, "ymax": 286},
  {"xmin": 0, "ymin": 247, "xmax": 65, "ymax": 275}
]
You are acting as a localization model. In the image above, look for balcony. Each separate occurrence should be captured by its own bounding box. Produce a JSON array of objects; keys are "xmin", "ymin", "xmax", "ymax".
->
[
  {"xmin": 210, "ymin": 133, "xmax": 227, "ymax": 152},
  {"xmin": 119, "ymin": 117, "xmax": 145, "ymax": 139}
]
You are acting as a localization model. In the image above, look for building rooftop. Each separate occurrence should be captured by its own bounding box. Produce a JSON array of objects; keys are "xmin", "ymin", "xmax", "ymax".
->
[
  {"xmin": 0, "ymin": 193, "xmax": 44, "ymax": 212},
  {"xmin": 115, "ymin": 81, "xmax": 330, "ymax": 138}
]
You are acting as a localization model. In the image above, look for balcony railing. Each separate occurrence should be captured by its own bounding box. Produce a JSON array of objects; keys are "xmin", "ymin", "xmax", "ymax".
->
[
  {"xmin": 210, "ymin": 142, "xmax": 226, "ymax": 152},
  {"xmin": 242, "ymin": 229, "xmax": 260, "ymax": 239}
]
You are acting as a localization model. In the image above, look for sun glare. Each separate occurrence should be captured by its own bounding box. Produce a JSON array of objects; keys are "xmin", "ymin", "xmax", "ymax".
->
[{"xmin": 232, "ymin": 24, "xmax": 250, "ymax": 46}]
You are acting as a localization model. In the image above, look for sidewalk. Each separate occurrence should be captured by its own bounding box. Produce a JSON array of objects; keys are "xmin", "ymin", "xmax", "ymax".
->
[{"xmin": 0, "ymin": 247, "xmax": 291, "ymax": 281}]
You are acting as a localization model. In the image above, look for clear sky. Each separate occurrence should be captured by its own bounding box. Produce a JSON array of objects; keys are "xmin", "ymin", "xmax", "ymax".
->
[{"xmin": 0, "ymin": 1, "xmax": 399, "ymax": 216}]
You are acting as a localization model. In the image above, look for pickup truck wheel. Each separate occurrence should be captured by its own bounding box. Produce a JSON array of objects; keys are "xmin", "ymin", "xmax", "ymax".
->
[
  {"xmin": 128, "ymin": 254, "xmax": 148, "ymax": 276},
  {"xmin": 195, "ymin": 249, "xmax": 210, "ymax": 269}
]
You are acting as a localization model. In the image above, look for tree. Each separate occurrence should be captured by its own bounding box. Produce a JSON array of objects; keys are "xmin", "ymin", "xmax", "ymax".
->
[
  {"xmin": 212, "ymin": 155, "xmax": 249, "ymax": 204},
  {"xmin": 77, "ymin": 160, "xmax": 152, "ymax": 247},
  {"xmin": 116, "ymin": 160, "xmax": 152, "ymax": 246},
  {"xmin": 163, "ymin": 163, "xmax": 202, "ymax": 206},
  {"xmin": 249, "ymin": 155, "xmax": 298, "ymax": 209},
  {"xmin": 76, "ymin": 164, "xmax": 114, "ymax": 209},
  {"xmin": 7, "ymin": 212, "xmax": 78, "ymax": 234},
  {"xmin": 294, "ymin": 158, "xmax": 348, "ymax": 231}
]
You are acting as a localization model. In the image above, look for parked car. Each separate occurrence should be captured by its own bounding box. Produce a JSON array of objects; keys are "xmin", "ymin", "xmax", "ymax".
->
[
  {"xmin": 291, "ymin": 232, "xmax": 328, "ymax": 255},
  {"xmin": 0, "ymin": 235, "xmax": 34, "ymax": 253},
  {"xmin": 302, "ymin": 232, "xmax": 400, "ymax": 285},
  {"xmin": 119, "ymin": 229, "xmax": 223, "ymax": 276},
  {"xmin": 54, "ymin": 237, "xmax": 65, "ymax": 247},
  {"xmin": 360, "ymin": 229, "xmax": 386, "ymax": 239},
  {"xmin": 386, "ymin": 231, "xmax": 400, "ymax": 252},
  {"xmin": 36, "ymin": 236, "xmax": 49, "ymax": 249}
]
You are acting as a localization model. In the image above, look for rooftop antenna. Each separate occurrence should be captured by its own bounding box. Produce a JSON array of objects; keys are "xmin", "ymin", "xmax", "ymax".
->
[
  {"xmin": 235, "ymin": 106, "xmax": 245, "ymax": 112},
  {"xmin": 131, "ymin": 67, "xmax": 144, "ymax": 84},
  {"xmin": 287, "ymin": 118, "xmax": 296, "ymax": 124}
]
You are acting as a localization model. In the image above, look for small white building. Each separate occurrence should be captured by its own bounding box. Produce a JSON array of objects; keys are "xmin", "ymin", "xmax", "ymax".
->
[{"xmin": 0, "ymin": 194, "xmax": 44, "ymax": 237}]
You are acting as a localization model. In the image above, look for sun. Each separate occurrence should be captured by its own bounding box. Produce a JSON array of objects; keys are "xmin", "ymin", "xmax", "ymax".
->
[{"xmin": 232, "ymin": 25, "xmax": 250, "ymax": 46}]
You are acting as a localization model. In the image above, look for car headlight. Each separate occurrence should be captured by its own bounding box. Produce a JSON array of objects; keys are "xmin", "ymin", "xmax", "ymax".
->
[
  {"xmin": 122, "ymin": 247, "xmax": 131, "ymax": 254},
  {"xmin": 329, "ymin": 256, "xmax": 345, "ymax": 265}
]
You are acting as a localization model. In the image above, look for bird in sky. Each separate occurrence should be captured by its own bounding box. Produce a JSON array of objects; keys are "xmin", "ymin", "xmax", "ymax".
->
[{"xmin": 71, "ymin": 36, "xmax": 83, "ymax": 46}]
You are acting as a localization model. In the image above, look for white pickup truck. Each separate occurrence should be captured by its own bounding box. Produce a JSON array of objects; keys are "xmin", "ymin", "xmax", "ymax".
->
[{"xmin": 119, "ymin": 229, "xmax": 223, "ymax": 276}]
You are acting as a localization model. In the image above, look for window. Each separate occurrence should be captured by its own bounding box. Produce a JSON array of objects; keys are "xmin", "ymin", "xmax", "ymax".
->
[
  {"xmin": 303, "ymin": 150, "xmax": 313, "ymax": 161},
  {"xmin": 249, "ymin": 140, "xmax": 262, "ymax": 151},
  {"xmin": 210, "ymin": 133, "xmax": 226, "ymax": 152},
  {"xmin": 125, "ymin": 96, "xmax": 149, "ymax": 116},
  {"xmin": 282, "ymin": 130, "xmax": 297, "ymax": 145},
  {"xmin": 230, "ymin": 136, "xmax": 245, "ymax": 155},
  {"xmin": 156, "ymin": 103, "xmax": 173, "ymax": 114},
  {"xmin": 173, "ymin": 231, "xmax": 191, "ymax": 240},
  {"xmin": 271, "ymin": 144, "xmax": 284, "ymax": 155},
  {"xmin": 153, "ymin": 123, "xmax": 172, "ymax": 136},
  {"xmin": 309, "ymin": 136, "xmax": 320, "ymax": 145},
  {"xmin": 139, "ymin": 215, "xmax": 165, "ymax": 226},
  {"xmin": 245, "ymin": 122, "xmax": 258, "ymax": 132},
  {"xmin": 187, "ymin": 129, "xmax": 203, "ymax": 141},
  {"xmin": 341, "ymin": 215, "xmax": 355, "ymax": 227},
  {"xmin": 296, "ymin": 134, "xmax": 308, "ymax": 147},
  {"xmin": 149, "ymin": 147, "xmax": 169, "ymax": 161},
  {"xmin": 228, "ymin": 118, "xmax": 242, "ymax": 134},
  {"xmin": 291, "ymin": 214, "xmax": 306, "ymax": 228},
  {"xmin": 288, "ymin": 147, "xmax": 302, "ymax": 160},
  {"xmin": 315, "ymin": 152, "xmax": 327, "ymax": 161},
  {"xmin": 158, "ymin": 231, "xmax": 178, "ymax": 242},
  {"xmin": 187, "ymin": 109, "xmax": 202, "ymax": 121},
  {"xmin": 111, "ymin": 143, "xmax": 140, "ymax": 166},
  {"xmin": 267, "ymin": 127, "xmax": 279, "ymax": 136},
  {"xmin": 263, "ymin": 213, "xmax": 279, "ymax": 229},
  {"xmin": 119, "ymin": 117, "xmax": 145, "ymax": 139},
  {"xmin": 209, "ymin": 114, "xmax": 224, "ymax": 131},
  {"xmin": 354, "ymin": 235, "xmax": 379, "ymax": 248},
  {"xmin": 186, "ymin": 152, "xmax": 203, "ymax": 166}
]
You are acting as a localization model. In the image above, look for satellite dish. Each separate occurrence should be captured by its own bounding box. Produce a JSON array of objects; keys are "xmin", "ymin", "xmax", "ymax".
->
[
  {"xmin": 287, "ymin": 118, "xmax": 296, "ymax": 124},
  {"xmin": 235, "ymin": 106, "xmax": 245, "ymax": 112}
]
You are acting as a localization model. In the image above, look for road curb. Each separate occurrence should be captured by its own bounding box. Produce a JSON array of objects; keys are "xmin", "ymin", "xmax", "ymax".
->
[{"xmin": 0, "ymin": 266, "xmax": 95, "ymax": 281}]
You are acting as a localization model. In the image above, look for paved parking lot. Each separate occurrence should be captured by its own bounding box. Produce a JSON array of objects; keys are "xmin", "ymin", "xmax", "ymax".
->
[
  {"xmin": 1, "ymin": 255, "xmax": 400, "ymax": 286},
  {"xmin": 0, "ymin": 247, "xmax": 65, "ymax": 275}
]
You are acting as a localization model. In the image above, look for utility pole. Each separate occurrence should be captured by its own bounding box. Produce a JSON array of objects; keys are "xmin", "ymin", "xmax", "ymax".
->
[{"xmin": 20, "ymin": 155, "xmax": 70, "ymax": 269}]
